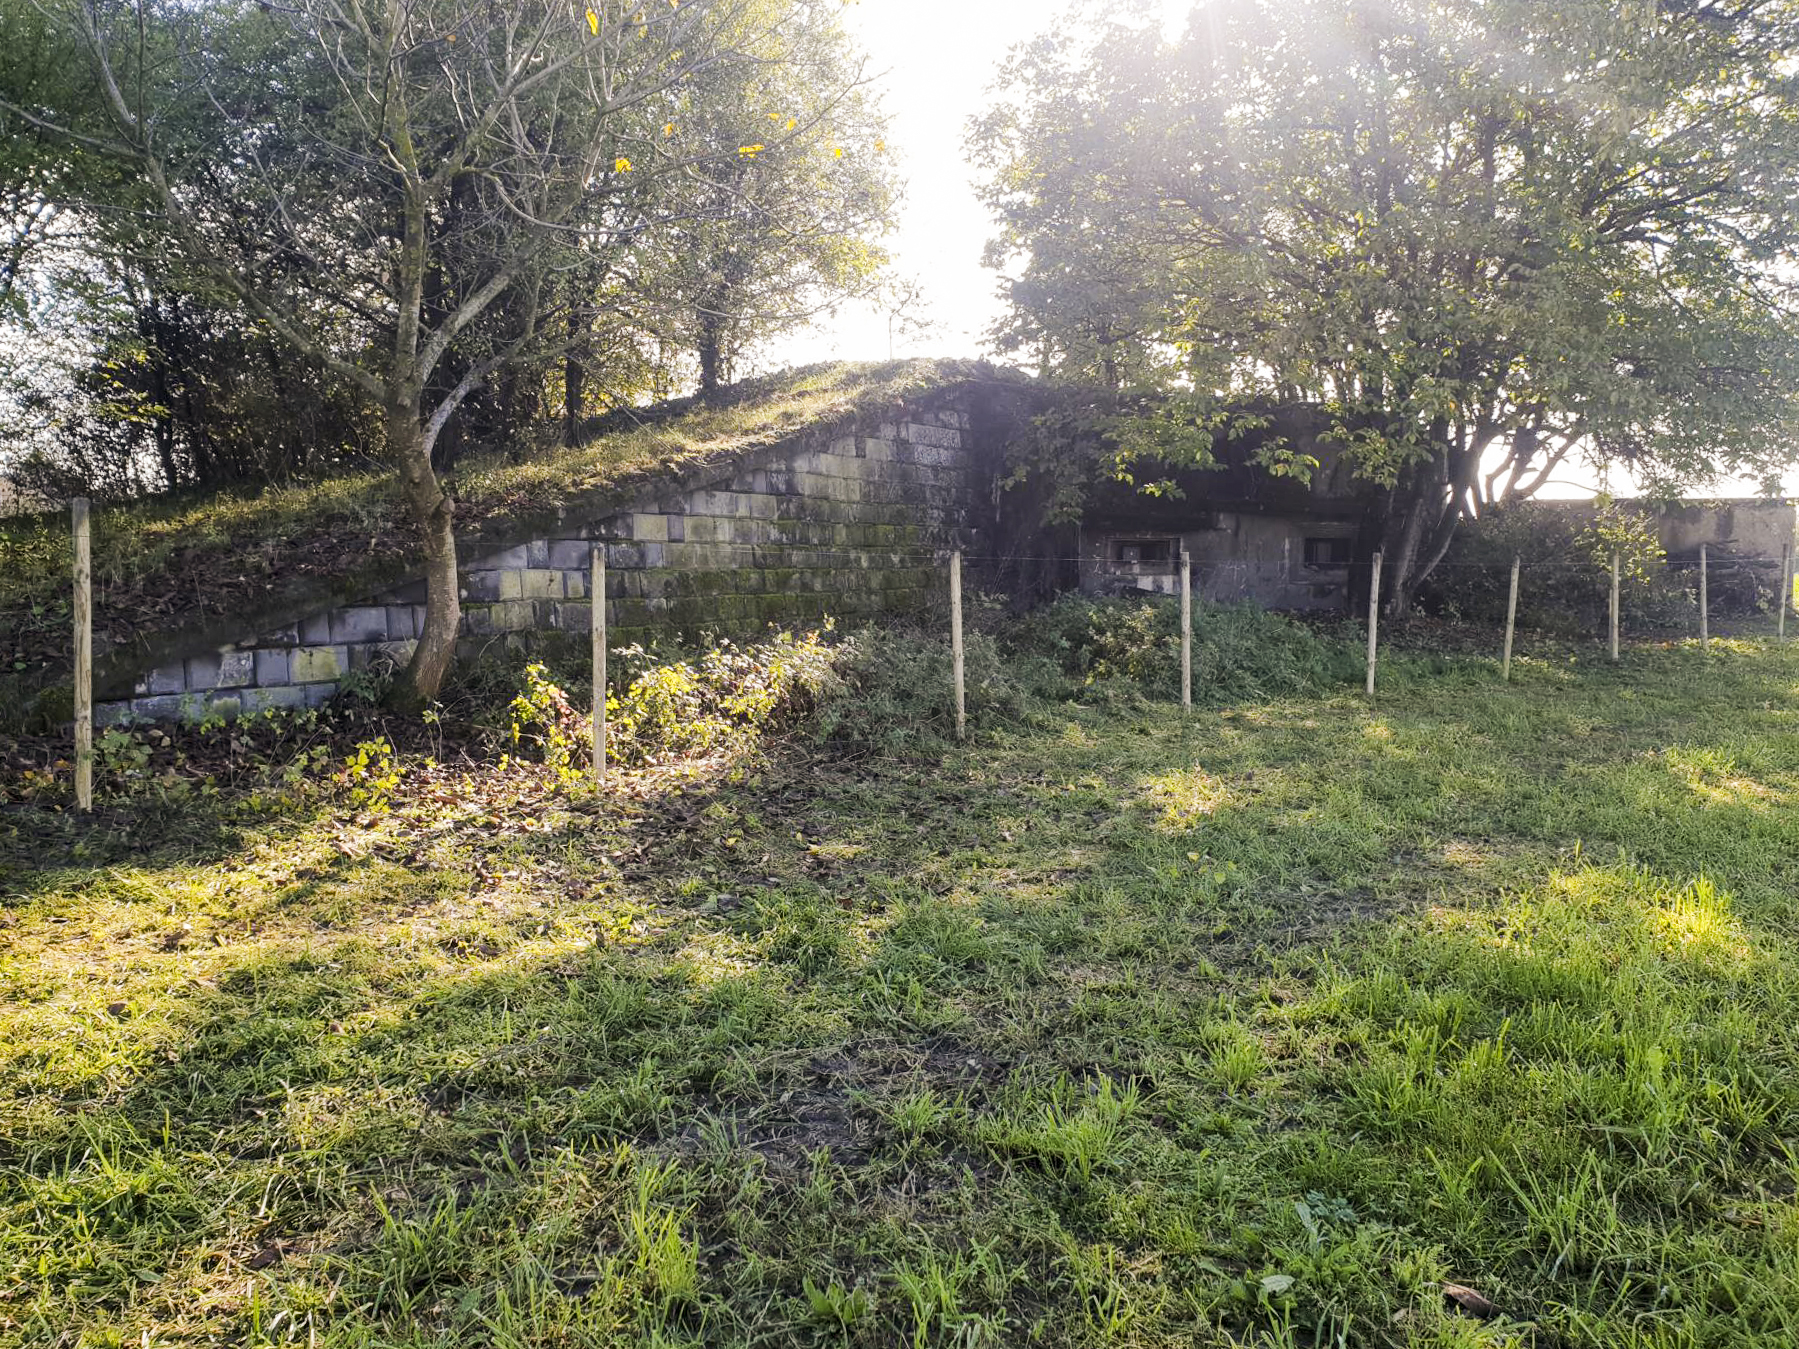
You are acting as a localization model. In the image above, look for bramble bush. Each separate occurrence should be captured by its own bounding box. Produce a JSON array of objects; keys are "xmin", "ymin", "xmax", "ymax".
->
[
  {"xmin": 500, "ymin": 629, "xmax": 842, "ymax": 774},
  {"xmin": 507, "ymin": 662, "xmax": 587, "ymax": 783},
  {"xmin": 608, "ymin": 628, "xmax": 840, "ymax": 766}
]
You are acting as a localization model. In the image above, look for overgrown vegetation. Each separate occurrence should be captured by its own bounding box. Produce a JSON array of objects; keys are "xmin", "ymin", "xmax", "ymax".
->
[
  {"xmin": 1425, "ymin": 498, "xmax": 1717, "ymax": 633},
  {"xmin": 5, "ymin": 604, "xmax": 1799, "ymax": 1345},
  {"xmin": 1011, "ymin": 594, "xmax": 1357, "ymax": 702}
]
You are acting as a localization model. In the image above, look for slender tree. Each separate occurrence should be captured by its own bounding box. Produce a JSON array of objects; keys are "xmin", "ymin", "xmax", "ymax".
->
[
  {"xmin": 975, "ymin": 0, "xmax": 1799, "ymax": 612},
  {"xmin": 644, "ymin": 0, "xmax": 894, "ymax": 400}
]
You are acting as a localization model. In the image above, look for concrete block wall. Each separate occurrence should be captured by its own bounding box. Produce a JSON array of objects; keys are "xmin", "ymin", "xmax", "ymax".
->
[{"xmin": 97, "ymin": 403, "xmax": 987, "ymax": 724}]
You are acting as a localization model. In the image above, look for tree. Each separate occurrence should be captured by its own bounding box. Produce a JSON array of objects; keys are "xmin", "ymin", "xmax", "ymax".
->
[
  {"xmin": 7, "ymin": 0, "xmax": 872, "ymax": 697},
  {"xmin": 879, "ymin": 273, "xmax": 938, "ymax": 359},
  {"xmin": 974, "ymin": 0, "xmax": 1799, "ymax": 613},
  {"xmin": 551, "ymin": 0, "xmax": 896, "ymax": 429},
  {"xmin": 653, "ymin": 1, "xmax": 894, "ymax": 399}
]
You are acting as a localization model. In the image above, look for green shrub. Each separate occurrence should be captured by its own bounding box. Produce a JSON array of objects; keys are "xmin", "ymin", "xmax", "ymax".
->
[
  {"xmin": 1009, "ymin": 594, "xmax": 1181, "ymax": 694},
  {"xmin": 341, "ymin": 737, "xmax": 404, "ymax": 809},
  {"xmin": 608, "ymin": 628, "xmax": 840, "ymax": 767},
  {"xmin": 1008, "ymin": 593, "xmax": 1353, "ymax": 703}
]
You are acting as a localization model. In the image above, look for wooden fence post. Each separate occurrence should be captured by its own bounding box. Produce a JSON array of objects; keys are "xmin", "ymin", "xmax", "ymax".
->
[
  {"xmin": 950, "ymin": 550, "xmax": 966, "ymax": 741},
  {"xmin": 1782, "ymin": 543, "xmax": 1792, "ymax": 644},
  {"xmin": 1610, "ymin": 549, "xmax": 1621, "ymax": 663},
  {"xmin": 1503, "ymin": 554, "xmax": 1520, "ymax": 682},
  {"xmin": 591, "ymin": 545, "xmax": 607, "ymax": 784},
  {"xmin": 1365, "ymin": 551, "xmax": 1382, "ymax": 699},
  {"xmin": 1699, "ymin": 543, "xmax": 1710, "ymax": 650},
  {"xmin": 1180, "ymin": 547, "xmax": 1192, "ymax": 714},
  {"xmin": 73, "ymin": 498, "xmax": 92, "ymax": 814}
]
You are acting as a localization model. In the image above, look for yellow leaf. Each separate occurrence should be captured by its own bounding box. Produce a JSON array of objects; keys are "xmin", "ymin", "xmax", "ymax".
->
[
  {"xmin": 786, "ymin": 118, "xmax": 796, "ymax": 130},
  {"xmin": 586, "ymin": 8, "xmax": 599, "ymax": 35},
  {"xmin": 738, "ymin": 144, "xmax": 764, "ymax": 157},
  {"xmin": 664, "ymin": 122, "xmax": 675, "ymax": 136},
  {"xmin": 832, "ymin": 146, "xmax": 843, "ymax": 158},
  {"xmin": 615, "ymin": 157, "xmax": 632, "ymax": 172}
]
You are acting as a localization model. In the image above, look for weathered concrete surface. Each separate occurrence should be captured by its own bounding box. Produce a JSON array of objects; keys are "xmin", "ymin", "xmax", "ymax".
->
[
  {"xmin": 1083, "ymin": 498, "xmax": 1797, "ymax": 613},
  {"xmin": 1081, "ymin": 512, "xmax": 1358, "ymax": 610}
]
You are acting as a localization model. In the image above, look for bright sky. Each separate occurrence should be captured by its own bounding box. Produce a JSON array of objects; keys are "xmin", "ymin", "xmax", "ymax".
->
[{"xmin": 766, "ymin": 1, "xmax": 1202, "ymax": 367}]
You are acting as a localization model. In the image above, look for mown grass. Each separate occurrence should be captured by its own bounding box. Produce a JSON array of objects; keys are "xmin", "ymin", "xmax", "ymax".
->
[{"xmin": 5, "ymin": 625, "xmax": 1799, "ymax": 1346}]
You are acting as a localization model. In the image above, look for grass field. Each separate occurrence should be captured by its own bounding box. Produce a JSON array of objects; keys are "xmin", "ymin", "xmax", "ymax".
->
[{"xmin": 5, "ymin": 626, "xmax": 1799, "ymax": 1346}]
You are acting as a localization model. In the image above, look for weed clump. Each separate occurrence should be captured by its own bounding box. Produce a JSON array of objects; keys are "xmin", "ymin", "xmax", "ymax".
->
[{"xmin": 815, "ymin": 621, "xmax": 1045, "ymax": 754}]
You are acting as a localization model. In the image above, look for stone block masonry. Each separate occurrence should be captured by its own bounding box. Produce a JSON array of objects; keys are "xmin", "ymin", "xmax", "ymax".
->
[{"xmin": 97, "ymin": 397, "xmax": 996, "ymax": 724}]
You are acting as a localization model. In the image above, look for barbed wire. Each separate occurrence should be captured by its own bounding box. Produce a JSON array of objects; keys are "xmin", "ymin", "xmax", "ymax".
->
[{"xmin": 574, "ymin": 541, "xmax": 1795, "ymax": 570}]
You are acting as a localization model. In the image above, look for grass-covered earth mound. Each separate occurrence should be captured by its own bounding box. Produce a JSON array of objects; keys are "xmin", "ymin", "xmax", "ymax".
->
[
  {"xmin": 6, "ymin": 598, "xmax": 1799, "ymax": 1345},
  {"xmin": 0, "ymin": 359, "xmax": 1009, "ymax": 727}
]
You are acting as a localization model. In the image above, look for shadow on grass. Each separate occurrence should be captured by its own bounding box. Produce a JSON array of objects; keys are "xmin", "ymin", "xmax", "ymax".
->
[{"xmin": 6, "ymin": 637, "xmax": 1799, "ymax": 1343}]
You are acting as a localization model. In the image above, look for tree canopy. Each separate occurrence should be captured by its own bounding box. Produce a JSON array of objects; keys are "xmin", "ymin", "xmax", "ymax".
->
[
  {"xmin": 4, "ymin": 0, "xmax": 895, "ymax": 696},
  {"xmin": 973, "ymin": 0, "xmax": 1799, "ymax": 609}
]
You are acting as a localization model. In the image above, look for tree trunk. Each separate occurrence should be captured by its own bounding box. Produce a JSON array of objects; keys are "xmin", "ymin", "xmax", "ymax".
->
[
  {"xmin": 564, "ymin": 300, "xmax": 588, "ymax": 448},
  {"xmin": 1380, "ymin": 453, "xmax": 1456, "ymax": 619},
  {"xmin": 564, "ymin": 352, "xmax": 586, "ymax": 447},
  {"xmin": 389, "ymin": 401, "xmax": 461, "ymax": 705},
  {"xmin": 697, "ymin": 306, "xmax": 724, "ymax": 403}
]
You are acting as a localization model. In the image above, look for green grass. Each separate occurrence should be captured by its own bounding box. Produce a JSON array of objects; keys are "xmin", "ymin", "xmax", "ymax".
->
[
  {"xmin": 0, "ymin": 359, "xmax": 999, "ymax": 719},
  {"xmin": 6, "ymin": 629, "xmax": 1799, "ymax": 1345}
]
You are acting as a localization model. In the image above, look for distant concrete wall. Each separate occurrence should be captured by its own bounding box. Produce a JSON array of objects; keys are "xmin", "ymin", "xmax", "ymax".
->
[
  {"xmin": 99, "ymin": 402, "xmax": 989, "ymax": 723},
  {"xmin": 1510, "ymin": 498, "xmax": 1794, "ymax": 562},
  {"xmin": 1080, "ymin": 512, "xmax": 1356, "ymax": 610},
  {"xmin": 1649, "ymin": 500, "xmax": 1795, "ymax": 560}
]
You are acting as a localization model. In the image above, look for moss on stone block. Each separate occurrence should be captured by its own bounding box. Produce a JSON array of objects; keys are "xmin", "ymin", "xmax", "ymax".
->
[{"xmin": 665, "ymin": 598, "xmax": 711, "ymax": 628}]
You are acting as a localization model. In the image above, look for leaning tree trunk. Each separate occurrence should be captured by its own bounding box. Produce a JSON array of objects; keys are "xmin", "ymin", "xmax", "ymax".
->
[
  {"xmin": 697, "ymin": 304, "xmax": 724, "ymax": 403},
  {"xmin": 1384, "ymin": 488, "xmax": 1431, "ymax": 620},
  {"xmin": 1378, "ymin": 452, "xmax": 1459, "ymax": 619},
  {"xmin": 389, "ymin": 402, "xmax": 461, "ymax": 706}
]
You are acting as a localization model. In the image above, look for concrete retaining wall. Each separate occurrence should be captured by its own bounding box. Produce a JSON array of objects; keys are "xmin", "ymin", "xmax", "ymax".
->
[{"xmin": 100, "ymin": 402, "xmax": 988, "ymax": 724}]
